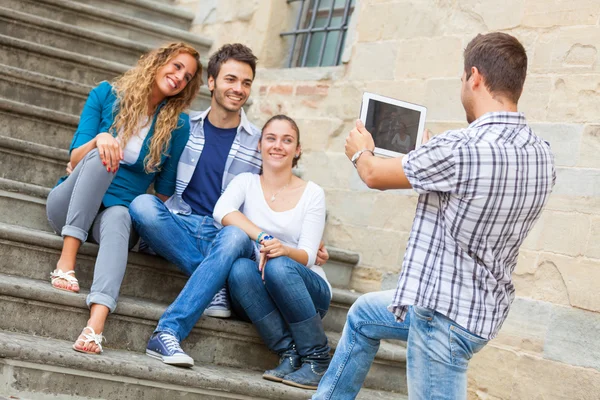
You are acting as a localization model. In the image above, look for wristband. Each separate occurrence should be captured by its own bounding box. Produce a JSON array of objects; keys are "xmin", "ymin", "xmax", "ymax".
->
[
  {"xmin": 256, "ymin": 232, "xmax": 266, "ymax": 244},
  {"xmin": 261, "ymin": 235, "xmax": 274, "ymax": 243}
]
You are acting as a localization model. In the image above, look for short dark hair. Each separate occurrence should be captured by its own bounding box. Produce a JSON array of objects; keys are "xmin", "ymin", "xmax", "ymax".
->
[
  {"xmin": 261, "ymin": 115, "xmax": 302, "ymax": 168},
  {"xmin": 207, "ymin": 43, "xmax": 258, "ymax": 81},
  {"xmin": 464, "ymin": 32, "xmax": 527, "ymax": 103}
]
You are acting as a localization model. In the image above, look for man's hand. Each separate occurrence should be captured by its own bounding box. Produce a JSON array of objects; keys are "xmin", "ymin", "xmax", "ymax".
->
[
  {"xmin": 345, "ymin": 120, "xmax": 375, "ymax": 161},
  {"xmin": 316, "ymin": 241, "xmax": 329, "ymax": 266},
  {"xmin": 66, "ymin": 162, "xmax": 73, "ymax": 175}
]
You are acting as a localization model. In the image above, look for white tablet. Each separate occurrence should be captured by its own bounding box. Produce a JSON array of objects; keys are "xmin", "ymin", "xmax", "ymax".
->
[{"xmin": 359, "ymin": 92, "xmax": 427, "ymax": 158}]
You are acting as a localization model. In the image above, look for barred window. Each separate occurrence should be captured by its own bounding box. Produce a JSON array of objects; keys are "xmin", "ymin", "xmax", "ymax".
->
[{"xmin": 282, "ymin": 0, "xmax": 356, "ymax": 68}]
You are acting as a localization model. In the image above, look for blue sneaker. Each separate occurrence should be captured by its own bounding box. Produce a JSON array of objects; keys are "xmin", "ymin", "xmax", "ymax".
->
[
  {"xmin": 146, "ymin": 332, "xmax": 194, "ymax": 367},
  {"xmin": 203, "ymin": 287, "xmax": 231, "ymax": 318}
]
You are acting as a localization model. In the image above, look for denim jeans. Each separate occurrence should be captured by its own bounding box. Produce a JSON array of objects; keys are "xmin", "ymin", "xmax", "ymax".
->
[
  {"xmin": 228, "ymin": 256, "xmax": 331, "ymax": 353},
  {"xmin": 129, "ymin": 194, "xmax": 254, "ymax": 341},
  {"xmin": 313, "ymin": 290, "xmax": 488, "ymax": 400}
]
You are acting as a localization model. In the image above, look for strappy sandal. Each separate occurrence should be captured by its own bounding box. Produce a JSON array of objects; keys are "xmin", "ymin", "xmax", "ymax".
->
[
  {"xmin": 73, "ymin": 326, "xmax": 105, "ymax": 354},
  {"xmin": 50, "ymin": 268, "xmax": 80, "ymax": 293}
]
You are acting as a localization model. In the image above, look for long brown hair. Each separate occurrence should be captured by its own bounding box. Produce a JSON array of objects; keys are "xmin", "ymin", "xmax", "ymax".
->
[{"xmin": 111, "ymin": 42, "xmax": 202, "ymax": 172}]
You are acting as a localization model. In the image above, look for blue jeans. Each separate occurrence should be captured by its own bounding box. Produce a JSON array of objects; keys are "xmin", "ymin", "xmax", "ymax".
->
[
  {"xmin": 129, "ymin": 194, "xmax": 254, "ymax": 341},
  {"xmin": 313, "ymin": 290, "xmax": 488, "ymax": 400},
  {"xmin": 228, "ymin": 256, "xmax": 331, "ymax": 354}
]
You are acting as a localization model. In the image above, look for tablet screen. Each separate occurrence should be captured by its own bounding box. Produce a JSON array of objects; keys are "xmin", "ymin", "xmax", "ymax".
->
[
  {"xmin": 364, "ymin": 99, "xmax": 422, "ymax": 154},
  {"xmin": 359, "ymin": 92, "xmax": 427, "ymax": 157}
]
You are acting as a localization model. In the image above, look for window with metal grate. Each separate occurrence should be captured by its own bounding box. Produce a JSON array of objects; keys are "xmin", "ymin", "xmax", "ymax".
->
[{"xmin": 281, "ymin": 0, "xmax": 355, "ymax": 68}]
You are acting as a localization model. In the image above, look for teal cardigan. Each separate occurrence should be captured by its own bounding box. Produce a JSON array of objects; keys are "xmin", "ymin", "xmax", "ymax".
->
[{"xmin": 57, "ymin": 81, "xmax": 190, "ymax": 208}]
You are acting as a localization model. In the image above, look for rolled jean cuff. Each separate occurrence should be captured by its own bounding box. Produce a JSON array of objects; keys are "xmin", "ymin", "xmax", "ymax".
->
[
  {"xmin": 61, "ymin": 224, "xmax": 89, "ymax": 242},
  {"xmin": 87, "ymin": 292, "xmax": 117, "ymax": 313}
]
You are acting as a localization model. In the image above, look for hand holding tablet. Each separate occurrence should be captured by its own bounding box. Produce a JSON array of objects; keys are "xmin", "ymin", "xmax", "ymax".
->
[{"xmin": 359, "ymin": 92, "xmax": 427, "ymax": 157}]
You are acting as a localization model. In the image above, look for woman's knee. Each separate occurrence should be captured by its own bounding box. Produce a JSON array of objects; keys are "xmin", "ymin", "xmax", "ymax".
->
[
  {"xmin": 229, "ymin": 258, "xmax": 258, "ymax": 289},
  {"xmin": 263, "ymin": 256, "xmax": 296, "ymax": 284}
]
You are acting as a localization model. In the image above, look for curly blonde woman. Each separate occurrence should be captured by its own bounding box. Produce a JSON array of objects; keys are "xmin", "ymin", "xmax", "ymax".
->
[{"xmin": 46, "ymin": 42, "xmax": 201, "ymax": 355}]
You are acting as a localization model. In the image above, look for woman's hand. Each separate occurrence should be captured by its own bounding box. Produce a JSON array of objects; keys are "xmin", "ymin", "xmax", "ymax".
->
[
  {"xmin": 316, "ymin": 242, "xmax": 329, "ymax": 266},
  {"xmin": 258, "ymin": 248, "xmax": 267, "ymax": 281},
  {"xmin": 66, "ymin": 162, "xmax": 73, "ymax": 175},
  {"xmin": 260, "ymin": 237, "xmax": 290, "ymax": 260},
  {"xmin": 95, "ymin": 132, "xmax": 123, "ymax": 172}
]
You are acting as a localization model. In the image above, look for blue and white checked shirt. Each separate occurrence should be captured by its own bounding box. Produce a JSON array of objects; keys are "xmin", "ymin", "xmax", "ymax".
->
[
  {"xmin": 164, "ymin": 107, "xmax": 262, "ymax": 215},
  {"xmin": 389, "ymin": 112, "xmax": 556, "ymax": 339}
]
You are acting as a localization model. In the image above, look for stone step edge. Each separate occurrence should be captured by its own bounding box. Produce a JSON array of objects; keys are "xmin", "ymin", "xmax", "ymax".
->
[
  {"xmin": 0, "ymin": 273, "xmax": 407, "ymax": 364},
  {"xmin": 0, "ymin": 330, "xmax": 405, "ymax": 400},
  {"xmin": 0, "ymin": 97, "xmax": 78, "ymax": 128},
  {"xmin": 0, "ymin": 5, "xmax": 151, "ymax": 55},
  {"xmin": 0, "ymin": 33, "xmax": 129, "ymax": 77},
  {"xmin": 0, "ymin": 63, "xmax": 213, "ymax": 108},
  {"xmin": 0, "ymin": 330, "xmax": 312, "ymax": 400},
  {"xmin": 0, "ymin": 134, "xmax": 69, "ymax": 163},
  {"xmin": 0, "ymin": 63, "xmax": 90, "ymax": 97},
  {"xmin": 36, "ymin": 0, "xmax": 212, "ymax": 48},
  {"xmin": 113, "ymin": 0, "xmax": 195, "ymax": 22},
  {"xmin": 0, "ymin": 218, "xmax": 361, "ymax": 304},
  {"xmin": 0, "ymin": 178, "xmax": 359, "ymax": 273}
]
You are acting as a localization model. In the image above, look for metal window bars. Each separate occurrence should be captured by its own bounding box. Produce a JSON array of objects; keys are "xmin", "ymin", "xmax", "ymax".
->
[{"xmin": 281, "ymin": 0, "xmax": 355, "ymax": 68}]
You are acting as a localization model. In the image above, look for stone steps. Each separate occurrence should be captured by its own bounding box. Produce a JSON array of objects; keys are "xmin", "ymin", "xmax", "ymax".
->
[
  {"xmin": 0, "ymin": 6, "xmax": 148, "ymax": 66},
  {"xmin": 0, "ymin": 135, "xmax": 69, "ymax": 190},
  {"xmin": 0, "ymin": 330, "xmax": 406, "ymax": 400},
  {"xmin": 0, "ymin": 0, "xmax": 211, "ymax": 52},
  {"xmin": 70, "ymin": 0, "xmax": 194, "ymax": 30},
  {"xmin": 0, "ymin": 63, "xmax": 211, "ymax": 123},
  {"xmin": 0, "ymin": 273, "xmax": 407, "ymax": 394},
  {"xmin": 0, "ymin": 220, "xmax": 361, "ymax": 334},
  {"xmin": 0, "ymin": 97, "xmax": 77, "ymax": 149}
]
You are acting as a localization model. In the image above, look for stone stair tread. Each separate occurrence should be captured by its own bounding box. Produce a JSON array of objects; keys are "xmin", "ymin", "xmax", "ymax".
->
[
  {"xmin": 89, "ymin": 0, "xmax": 196, "ymax": 22},
  {"xmin": 0, "ymin": 190, "xmax": 360, "ymax": 274},
  {"xmin": 0, "ymin": 263, "xmax": 406, "ymax": 365},
  {"xmin": 2, "ymin": 0, "xmax": 211, "ymax": 50},
  {"xmin": 0, "ymin": 5, "xmax": 150, "ymax": 54},
  {"xmin": 0, "ymin": 330, "xmax": 405, "ymax": 400},
  {"xmin": 0, "ymin": 59, "xmax": 212, "ymax": 103}
]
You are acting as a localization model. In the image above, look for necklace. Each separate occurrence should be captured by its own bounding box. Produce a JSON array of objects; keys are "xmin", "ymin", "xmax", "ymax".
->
[{"xmin": 264, "ymin": 176, "xmax": 292, "ymax": 202}]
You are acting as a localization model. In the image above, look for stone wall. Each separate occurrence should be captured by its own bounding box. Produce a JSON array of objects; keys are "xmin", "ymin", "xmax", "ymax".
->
[{"xmin": 175, "ymin": 0, "xmax": 600, "ymax": 398}]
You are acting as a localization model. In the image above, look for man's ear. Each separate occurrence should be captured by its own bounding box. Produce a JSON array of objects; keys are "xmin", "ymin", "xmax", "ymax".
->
[
  {"xmin": 470, "ymin": 66, "xmax": 482, "ymax": 90},
  {"xmin": 207, "ymin": 76, "xmax": 215, "ymax": 92}
]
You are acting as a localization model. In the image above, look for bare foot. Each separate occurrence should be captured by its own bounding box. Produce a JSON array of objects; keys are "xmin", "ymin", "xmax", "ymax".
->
[{"xmin": 73, "ymin": 326, "xmax": 104, "ymax": 354}]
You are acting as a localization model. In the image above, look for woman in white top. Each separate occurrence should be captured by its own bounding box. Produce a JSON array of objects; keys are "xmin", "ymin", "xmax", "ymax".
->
[{"xmin": 213, "ymin": 115, "xmax": 331, "ymax": 390}]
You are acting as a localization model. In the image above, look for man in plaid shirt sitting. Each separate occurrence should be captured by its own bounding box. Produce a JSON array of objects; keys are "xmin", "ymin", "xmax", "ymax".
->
[{"xmin": 313, "ymin": 32, "xmax": 556, "ymax": 400}]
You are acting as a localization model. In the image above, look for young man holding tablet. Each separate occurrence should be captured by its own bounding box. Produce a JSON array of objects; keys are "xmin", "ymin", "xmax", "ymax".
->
[{"xmin": 314, "ymin": 32, "xmax": 555, "ymax": 399}]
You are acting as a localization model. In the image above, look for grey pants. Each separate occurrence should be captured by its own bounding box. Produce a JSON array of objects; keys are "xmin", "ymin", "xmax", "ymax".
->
[{"xmin": 46, "ymin": 149, "xmax": 138, "ymax": 312}]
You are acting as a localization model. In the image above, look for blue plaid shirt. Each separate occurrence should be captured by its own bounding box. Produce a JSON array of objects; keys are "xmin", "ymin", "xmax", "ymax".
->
[{"xmin": 165, "ymin": 107, "xmax": 262, "ymax": 215}]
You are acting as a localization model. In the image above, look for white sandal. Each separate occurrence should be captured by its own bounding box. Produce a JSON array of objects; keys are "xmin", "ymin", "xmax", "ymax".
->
[
  {"xmin": 50, "ymin": 268, "xmax": 79, "ymax": 293},
  {"xmin": 73, "ymin": 326, "xmax": 105, "ymax": 354}
]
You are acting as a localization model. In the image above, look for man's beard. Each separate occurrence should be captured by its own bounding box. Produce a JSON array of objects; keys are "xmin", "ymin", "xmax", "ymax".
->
[{"xmin": 213, "ymin": 82, "xmax": 245, "ymax": 113}]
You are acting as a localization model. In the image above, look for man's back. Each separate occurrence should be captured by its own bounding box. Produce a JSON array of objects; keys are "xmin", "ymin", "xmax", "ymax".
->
[{"xmin": 393, "ymin": 111, "xmax": 555, "ymax": 339}]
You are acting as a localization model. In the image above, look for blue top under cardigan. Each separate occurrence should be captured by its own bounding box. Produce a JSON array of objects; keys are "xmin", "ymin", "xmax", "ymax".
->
[{"xmin": 56, "ymin": 81, "xmax": 190, "ymax": 208}]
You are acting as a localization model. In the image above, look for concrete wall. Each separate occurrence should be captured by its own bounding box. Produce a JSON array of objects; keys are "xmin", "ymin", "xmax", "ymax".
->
[{"xmin": 176, "ymin": 0, "xmax": 600, "ymax": 397}]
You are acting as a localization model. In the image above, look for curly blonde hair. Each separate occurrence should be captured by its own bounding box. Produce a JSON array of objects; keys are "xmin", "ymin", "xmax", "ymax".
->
[{"xmin": 111, "ymin": 42, "xmax": 202, "ymax": 172}]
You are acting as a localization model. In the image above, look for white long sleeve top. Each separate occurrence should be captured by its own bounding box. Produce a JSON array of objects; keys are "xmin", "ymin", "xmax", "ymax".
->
[{"xmin": 213, "ymin": 173, "xmax": 330, "ymax": 293}]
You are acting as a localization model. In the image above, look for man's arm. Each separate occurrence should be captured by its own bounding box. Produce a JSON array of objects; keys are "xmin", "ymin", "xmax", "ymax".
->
[{"xmin": 345, "ymin": 120, "xmax": 415, "ymax": 190}]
